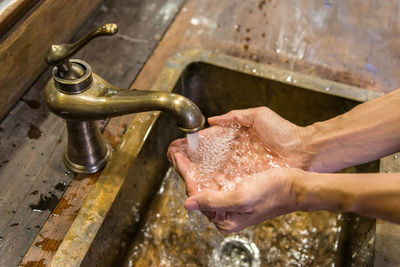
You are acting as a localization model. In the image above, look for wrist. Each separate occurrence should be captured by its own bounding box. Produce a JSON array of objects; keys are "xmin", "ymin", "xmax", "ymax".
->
[
  {"xmin": 301, "ymin": 120, "xmax": 349, "ymax": 173},
  {"xmin": 297, "ymin": 124, "xmax": 322, "ymax": 171},
  {"xmin": 292, "ymin": 170, "xmax": 352, "ymax": 213}
]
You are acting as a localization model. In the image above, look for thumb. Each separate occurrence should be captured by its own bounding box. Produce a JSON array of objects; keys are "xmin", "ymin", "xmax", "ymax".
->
[{"xmin": 185, "ymin": 190, "xmax": 246, "ymax": 212}]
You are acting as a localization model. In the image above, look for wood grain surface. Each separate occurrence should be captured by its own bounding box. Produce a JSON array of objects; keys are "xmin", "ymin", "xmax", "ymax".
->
[
  {"xmin": 0, "ymin": 0, "xmax": 103, "ymax": 120},
  {"xmin": 1, "ymin": 0, "xmax": 399, "ymax": 266},
  {"xmin": 1, "ymin": 0, "xmax": 185, "ymax": 266},
  {"xmin": 0, "ymin": 0, "xmax": 40, "ymax": 37}
]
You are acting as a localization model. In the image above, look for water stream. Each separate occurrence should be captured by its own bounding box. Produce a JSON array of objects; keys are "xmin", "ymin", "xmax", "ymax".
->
[{"xmin": 187, "ymin": 132, "xmax": 199, "ymax": 152}]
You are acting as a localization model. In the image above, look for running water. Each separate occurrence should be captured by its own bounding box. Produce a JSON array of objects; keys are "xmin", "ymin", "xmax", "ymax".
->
[
  {"xmin": 186, "ymin": 132, "xmax": 199, "ymax": 152},
  {"xmin": 181, "ymin": 124, "xmax": 289, "ymax": 192}
]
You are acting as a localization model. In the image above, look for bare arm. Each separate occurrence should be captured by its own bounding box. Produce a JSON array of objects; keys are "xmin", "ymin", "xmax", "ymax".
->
[
  {"xmin": 303, "ymin": 88, "xmax": 400, "ymax": 172},
  {"xmin": 294, "ymin": 171, "xmax": 400, "ymax": 224}
]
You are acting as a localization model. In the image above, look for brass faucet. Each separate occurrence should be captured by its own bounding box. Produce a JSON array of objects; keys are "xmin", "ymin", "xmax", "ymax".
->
[{"xmin": 44, "ymin": 23, "xmax": 205, "ymax": 174}]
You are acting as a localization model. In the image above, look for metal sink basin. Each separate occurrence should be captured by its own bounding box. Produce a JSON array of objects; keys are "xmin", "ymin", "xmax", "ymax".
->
[{"xmin": 50, "ymin": 50, "xmax": 387, "ymax": 266}]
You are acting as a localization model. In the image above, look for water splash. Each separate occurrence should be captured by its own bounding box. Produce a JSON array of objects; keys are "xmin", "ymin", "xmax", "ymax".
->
[{"xmin": 183, "ymin": 124, "xmax": 288, "ymax": 192}]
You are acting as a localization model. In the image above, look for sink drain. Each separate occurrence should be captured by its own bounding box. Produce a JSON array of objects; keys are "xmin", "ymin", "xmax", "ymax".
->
[{"xmin": 210, "ymin": 236, "xmax": 260, "ymax": 267}]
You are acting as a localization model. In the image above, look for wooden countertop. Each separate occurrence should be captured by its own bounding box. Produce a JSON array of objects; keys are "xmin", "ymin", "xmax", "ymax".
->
[
  {"xmin": 2, "ymin": 0, "xmax": 399, "ymax": 266},
  {"xmin": 1, "ymin": 0, "xmax": 185, "ymax": 266}
]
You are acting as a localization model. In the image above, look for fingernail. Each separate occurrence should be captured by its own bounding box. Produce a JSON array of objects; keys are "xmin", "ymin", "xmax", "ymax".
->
[{"xmin": 185, "ymin": 200, "xmax": 199, "ymax": 210}]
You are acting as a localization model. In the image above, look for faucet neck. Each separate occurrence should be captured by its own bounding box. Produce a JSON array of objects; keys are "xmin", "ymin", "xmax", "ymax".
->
[{"xmin": 52, "ymin": 59, "xmax": 93, "ymax": 94}]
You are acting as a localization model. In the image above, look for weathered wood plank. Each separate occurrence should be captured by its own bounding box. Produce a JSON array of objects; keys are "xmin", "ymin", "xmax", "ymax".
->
[
  {"xmin": 0, "ymin": 0, "xmax": 103, "ymax": 120},
  {"xmin": 18, "ymin": 173, "xmax": 100, "ymax": 267},
  {"xmin": 0, "ymin": 0, "xmax": 40, "ymax": 37},
  {"xmin": 0, "ymin": 71, "xmax": 74, "ymax": 267},
  {"xmin": 14, "ymin": 0, "xmax": 185, "ymax": 266}
]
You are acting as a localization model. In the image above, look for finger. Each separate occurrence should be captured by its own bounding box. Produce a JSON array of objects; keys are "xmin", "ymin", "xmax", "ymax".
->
[
  {"xmin": 202, "ymin": 210, "xmax": 216, "ymax": 220},
  {"xmin": 173, "ymin": 152, "xmax": 191, "ymax": 176},
  {"xmin": 184, "ymin": 190, "xmax": 247, "ymax": 212},
  {"xmin": 167, "ymin": 137, "xmax": 187, "ymax": 161},
  {"xmin": 173, "ymin": 152, "xmax": 200, "ymax": 195},
  {"xmin": 213, "ymin": 213, "xmax": 250, "ymax": 234},
  {"xmin": 214, "ymin": 211, "xmax": 226, "ymax": 221},
  {"xmin": 208, "ymin": 109, "xmax": 256, "ymax": 127}
]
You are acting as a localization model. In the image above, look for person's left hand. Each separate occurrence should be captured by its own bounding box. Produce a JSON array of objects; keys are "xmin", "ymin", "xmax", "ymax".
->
[
  {"xmin": 183, "ymin": 165, "xmax": 301, "ymax": 234},
  {"xmin": 168, "ymin": 129, "xmax": 302, "ymax": 233}
]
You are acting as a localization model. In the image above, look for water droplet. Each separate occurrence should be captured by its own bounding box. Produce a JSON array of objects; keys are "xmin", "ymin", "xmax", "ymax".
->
[
  {"xmin": 190, "ymin": 17, "xmax": 200, "ymax": 25},
  {"xmin": 27, "ymin": 124, "xmax": 42, "ymax": 139}
]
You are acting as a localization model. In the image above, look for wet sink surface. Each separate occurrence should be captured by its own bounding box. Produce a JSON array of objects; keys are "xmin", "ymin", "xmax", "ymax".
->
[{"xmin": 122, "ymin": 62, "xmax": 379, "ymax": 266}]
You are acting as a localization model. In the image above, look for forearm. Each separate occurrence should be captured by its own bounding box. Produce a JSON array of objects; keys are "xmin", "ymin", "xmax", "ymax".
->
[
  {"xmin": 302, "ymin": 88, "xmax": 400, "ymax": 172},
  {"xmin": 294, "ymin": 170, "xmax": 400, "ymax": 223}
]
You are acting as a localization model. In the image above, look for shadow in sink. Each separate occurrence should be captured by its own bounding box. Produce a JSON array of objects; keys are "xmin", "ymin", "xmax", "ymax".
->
[{"xmin": 121, "ymin": 62, "xmax": 379, "ymax": 266}]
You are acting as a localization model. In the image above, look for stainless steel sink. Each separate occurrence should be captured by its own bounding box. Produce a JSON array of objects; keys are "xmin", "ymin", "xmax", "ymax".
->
[{"xmin": 50, "ymin": 50, "xmax": 388, "ymax": 266}]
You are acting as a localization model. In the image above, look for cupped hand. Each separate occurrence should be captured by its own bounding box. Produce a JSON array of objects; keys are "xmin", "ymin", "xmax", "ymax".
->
[
  {"xmin": 167, "ymin": 107, "xmax": 312, "ymax": 233},
  {"xmin": 184, "ymin": 167, "xmax": 303, "ymax": 234},
  {"xmin": 208, "ymin": 107, "xmax": 313, "ymax": 170}
]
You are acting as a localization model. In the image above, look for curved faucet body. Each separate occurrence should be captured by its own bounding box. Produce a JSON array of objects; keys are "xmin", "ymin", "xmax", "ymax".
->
[
  {"xmin": 43, "ymin": 23, "xmax": 205, "ymax": 174},
  {"xmin": 44, "ymin": 59, "xmax": 204, "ymax": 174},
  {"xmin": 44, "ymin": 71, "xmax": 204, "ymax": 133}
]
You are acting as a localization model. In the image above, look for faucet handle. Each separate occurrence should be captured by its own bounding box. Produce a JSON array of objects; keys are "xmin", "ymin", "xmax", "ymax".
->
[{"xmin": 46, "ymin": 23, "xmax": 119, "ymax": 75}]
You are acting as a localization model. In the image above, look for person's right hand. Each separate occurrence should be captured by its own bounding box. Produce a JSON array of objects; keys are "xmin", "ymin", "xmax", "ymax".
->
[
  {"xmin": 208, "ymin": 107, "xmax": 313, "ymax": 170},
  {"xmin": 184, "ymin": 167, "xmax": 304, "ymax": 234}
]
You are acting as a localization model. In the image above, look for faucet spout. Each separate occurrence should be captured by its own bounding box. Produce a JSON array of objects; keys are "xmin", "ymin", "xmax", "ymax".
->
[
  {"xmin": 44, "ymin": 24, "xmax": 205, "ymax": 174},
  {"xmin": 45, "ymin": 70, "xmax": 205, "ymax": 133},
  {"xmin": 102, "ymin": 89, "xmax": 206, "ymax": 133},
  {"xmin": 44, "ymin": 52, "xmax": 204, "ymax": 174}
]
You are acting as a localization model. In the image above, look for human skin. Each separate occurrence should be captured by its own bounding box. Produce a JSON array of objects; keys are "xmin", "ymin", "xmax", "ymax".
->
[{"xmin": 168, "ymin": 88, "xmax": 400, "ymax": 234}]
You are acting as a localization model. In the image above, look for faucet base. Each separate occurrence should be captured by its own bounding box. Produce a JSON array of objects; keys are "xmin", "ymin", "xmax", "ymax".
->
[
  {"xmin": 64, "ymin": 120, "xmax": 112, "ymax": 174},
  {"xmin": 63, "ymin": 143, "xmax": 111, "ymax": 174}
]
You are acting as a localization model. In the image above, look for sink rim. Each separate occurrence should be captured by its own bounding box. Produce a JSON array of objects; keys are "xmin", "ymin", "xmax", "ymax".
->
[{"xmin": 49, "ymin": 49, "xmax": 385, "ymax": 266}]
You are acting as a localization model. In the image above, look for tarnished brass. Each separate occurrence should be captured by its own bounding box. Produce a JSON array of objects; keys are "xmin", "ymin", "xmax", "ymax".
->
[
  {"xmin": 44, "ymin": 71, "xmax": 205, "ymax": 130},
  {"xmin": 46, "ymin": 23, "xmax": 118, "ymax": 80},
  {"xmin": 44, "ymin": 24, "xmax": 205, "ymax": 174},
  {"xmin": 63, "ymin": 120, "xmax": 111, "ymax": 174}
]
